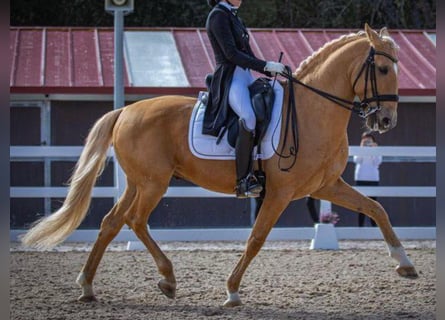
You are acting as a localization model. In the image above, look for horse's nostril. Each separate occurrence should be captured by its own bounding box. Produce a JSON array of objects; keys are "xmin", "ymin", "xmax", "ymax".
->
[{"xmin": 382, "ymin": 117, "xmax": 391, "ymax": 127}]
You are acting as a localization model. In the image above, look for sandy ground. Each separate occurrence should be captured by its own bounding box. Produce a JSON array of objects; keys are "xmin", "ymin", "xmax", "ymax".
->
[{"xmin": 10, "ymin": 240, "xmax": 435, "ymax": 320}]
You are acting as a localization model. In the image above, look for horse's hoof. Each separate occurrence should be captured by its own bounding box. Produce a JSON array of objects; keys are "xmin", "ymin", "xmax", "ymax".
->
[
  {"xmin": 396, "ymin": 265, "xmax": 419, "ymax": 279},
  {"xmin": 78, "ymin": 294, "xmax": 98, "ymax": 302},
  {"xmin": 223, "ymin": 292, "xmax": 242, "ymax": 307},
  {"xmin": 223, "ymin": 299, "xmax": 242, "ymax": 307},
  {"xmin": 157, "ymin": 279, "xmax": 176, "ymax": 299}
]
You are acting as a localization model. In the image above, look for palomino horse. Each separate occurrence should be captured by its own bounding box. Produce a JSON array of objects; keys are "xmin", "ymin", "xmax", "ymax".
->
[{"xmin": 22, "ymin": 24, "xmax": 418, "ymax": 307}]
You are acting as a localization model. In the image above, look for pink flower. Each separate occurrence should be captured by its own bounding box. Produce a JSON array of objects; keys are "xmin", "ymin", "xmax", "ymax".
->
[{"xmin": 320, "ymin": 211, "xmax": 340, "ymax": 225}]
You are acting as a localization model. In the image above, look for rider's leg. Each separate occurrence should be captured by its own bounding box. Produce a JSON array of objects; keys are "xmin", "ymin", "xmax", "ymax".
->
[
  {"xmin": 229, "ymin": 67, "xmax": 257, "ymax": 130},
  {"xmin": 229, "ymin": 67, "xmax": 262, "ymax": 198},
  {"xmin": 235, "ymin": 119, "xmax": 262, "ymax": 197}
]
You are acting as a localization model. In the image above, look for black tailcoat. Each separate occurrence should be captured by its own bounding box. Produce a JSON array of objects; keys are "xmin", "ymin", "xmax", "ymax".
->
[{"xmin": 203, "ymin": 4, "xmax": 270, "ymax": 136}]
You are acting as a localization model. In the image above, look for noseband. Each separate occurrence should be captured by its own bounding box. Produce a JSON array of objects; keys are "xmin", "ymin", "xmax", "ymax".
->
[{"xmin": 282, "ymin": 46, "xmax": 399, "ymax": 119}]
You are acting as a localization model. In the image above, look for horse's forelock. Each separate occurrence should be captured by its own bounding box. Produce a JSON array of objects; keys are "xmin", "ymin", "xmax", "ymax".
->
[{"xmin": 381, "ymin": 35, "xmax": 399, "ymax": 50}]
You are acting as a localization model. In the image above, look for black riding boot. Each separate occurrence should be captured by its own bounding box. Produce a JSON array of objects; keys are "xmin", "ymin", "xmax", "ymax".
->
[{"xmin": 235, "ymin": 120, "xmax": 263, "ymax": 198}]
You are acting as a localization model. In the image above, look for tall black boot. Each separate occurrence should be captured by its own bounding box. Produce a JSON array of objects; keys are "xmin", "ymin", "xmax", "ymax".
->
[{"xmin": 235, "ymin": 120, "xmax": 263, "ymax": 198}]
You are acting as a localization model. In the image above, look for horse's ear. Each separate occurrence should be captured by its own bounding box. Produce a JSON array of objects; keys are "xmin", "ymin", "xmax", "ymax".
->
[
  {"xmin": 364, "ymin": 23, "xmax": 380, "ymax": 45},
  {"xmin": 379, "ymin": 27, "xmax": 390, "ymax": 38}
]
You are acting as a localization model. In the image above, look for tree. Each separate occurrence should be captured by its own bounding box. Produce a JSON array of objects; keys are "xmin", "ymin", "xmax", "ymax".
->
[{"xmin": 10, "ymin": 0, "xmax": 436, "ymax": 29}]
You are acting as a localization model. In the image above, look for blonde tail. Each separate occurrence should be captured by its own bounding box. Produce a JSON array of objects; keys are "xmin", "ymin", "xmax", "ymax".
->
[{"xmin": 21, "ymin": 108, "xmax": 123, "ymax": 249}]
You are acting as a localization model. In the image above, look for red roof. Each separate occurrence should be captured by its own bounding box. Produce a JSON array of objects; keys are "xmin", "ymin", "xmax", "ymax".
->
[{"xmin": 10, "ymin": 27, "xmax": 436, "ymax": 96}]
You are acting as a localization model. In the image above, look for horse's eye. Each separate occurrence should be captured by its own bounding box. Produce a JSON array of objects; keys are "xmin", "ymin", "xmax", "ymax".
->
[{"xmin": 378, "ymin": 66, "xmax": 389, "ymax": 75}]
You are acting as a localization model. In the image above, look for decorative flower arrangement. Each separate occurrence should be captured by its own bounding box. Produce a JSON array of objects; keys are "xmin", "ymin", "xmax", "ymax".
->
[{"xmin": 319, "ymin": 211, "xmax": 340, "ymax": 225}]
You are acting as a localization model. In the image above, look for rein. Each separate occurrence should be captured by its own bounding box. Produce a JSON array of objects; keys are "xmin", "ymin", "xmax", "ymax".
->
[
  {"xmin": 282, "ymin": 47, "xmax": 399, "ymax": 119},
  {"xmin": 272, "ymin": 67, "xmax": 299, "ymax": 172},
  {"xmin": 272, "ymin": 47, "xmax": 399, "ymax": 171}
]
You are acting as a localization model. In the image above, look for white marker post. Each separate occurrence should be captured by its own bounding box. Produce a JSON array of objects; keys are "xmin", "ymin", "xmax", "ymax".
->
[{"xmin": 310, "ymin": 200, "xmax": 339, "ymax": 250}]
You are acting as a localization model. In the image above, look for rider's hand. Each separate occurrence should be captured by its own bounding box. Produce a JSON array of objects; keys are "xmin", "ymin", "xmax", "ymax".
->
[{"xmin": 264, "ymin": 61, "xmax": 286, "ymax": 75}]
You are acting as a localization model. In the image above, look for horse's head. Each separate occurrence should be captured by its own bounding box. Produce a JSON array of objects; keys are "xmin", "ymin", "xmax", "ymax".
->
[{"xmin": 352, "ymin": 24, "xmax": 400, "ymax": 133}]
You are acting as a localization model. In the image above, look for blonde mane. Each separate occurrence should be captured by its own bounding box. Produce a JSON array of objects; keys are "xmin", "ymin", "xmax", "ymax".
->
[
  {"xmin": 294, "ymin": 30, "xmax": 398, "ymax": 79},
  {"xmin": 294, "ymin": 31, "xmax": 366, "ymax": 79}
]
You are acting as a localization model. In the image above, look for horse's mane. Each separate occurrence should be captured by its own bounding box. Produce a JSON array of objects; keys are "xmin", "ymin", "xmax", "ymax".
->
[
  {"xmin": 294, "ymin": 30, "xmax": 398, "ymax": 79},
  {"xmin": 294, "ymin": 31, "xmax": 366, "ymax": 79}
]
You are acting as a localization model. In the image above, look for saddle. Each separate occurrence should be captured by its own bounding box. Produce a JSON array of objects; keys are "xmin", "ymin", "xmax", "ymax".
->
[{"xmin": 204, "ymin": 74, "xmax": 276, "ymax": 149}]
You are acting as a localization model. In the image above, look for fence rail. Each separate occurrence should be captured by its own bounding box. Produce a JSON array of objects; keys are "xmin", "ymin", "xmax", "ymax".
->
[
  {"xmin": 9, "ymin": 145, "xmax": 437, "ymax": 200},
  {"xmin": 10, "ymin": 227, "xmax": 436, "ymax": 244},
  {"xmin": 10, "ymin": 145, "xmax": 436, "ymax": 242},
  {"xmin": 9, "ymin": 185, "xmax": 436, "ymax": 198}
]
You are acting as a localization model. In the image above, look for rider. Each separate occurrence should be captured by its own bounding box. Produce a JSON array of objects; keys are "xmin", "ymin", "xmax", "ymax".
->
[{"xmin": 203, "ymin": 0, "xmax": 286, "ymax": 198}]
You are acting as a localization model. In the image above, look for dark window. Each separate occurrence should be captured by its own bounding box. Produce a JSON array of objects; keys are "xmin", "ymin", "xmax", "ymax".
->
[
  {"xmin": 11, "ymin": 106, "xmax": 41, "ymax": 145},
  {"xmin": 347, "ymin": 103, "xmax": 435, "ymax": 146},
  {"xmin": 10, "ymin": 198, "xmax": 45, "ymax": 228},
  {"xmin": 51, "ymin": 198, "xmax": 114, "ymax": 229},
  {"xmin": 51, "ymin": 160, "xmax": 114, "ymax": 186},
  {"xmin": 10, "ymin": 162, "xmax": 44, "ymax": 186},
  {"xmin": 148, "ymin": 197, "xmax": 252, "ymax": 228},
  {"xmin": 51, "ymin": 101, "xmax": 112, "ymax": 145}
]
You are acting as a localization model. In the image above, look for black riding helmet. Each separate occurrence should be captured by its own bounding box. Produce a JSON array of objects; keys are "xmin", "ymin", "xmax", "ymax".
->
[{"xmin": 207, "ymin": 0, "xmax": 239, "ymax": 7}]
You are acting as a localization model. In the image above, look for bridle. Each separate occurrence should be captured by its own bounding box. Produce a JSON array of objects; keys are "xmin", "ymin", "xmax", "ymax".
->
[
  {"xmin": 351, "ymin": 47, "xmax": 399, "ymax": 118},
  {"xmin": 273, "ymin": 46, "xmax": 399, "ymax": 171},
  {"xmin": 282, "ymin": 46, "xmax": 399, "ymax": 119}
]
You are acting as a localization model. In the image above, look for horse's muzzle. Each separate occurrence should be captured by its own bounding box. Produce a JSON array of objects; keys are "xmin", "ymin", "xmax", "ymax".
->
[{"xmin": 366, "ymin": 106, "xmax": 397, "ymax": 133}]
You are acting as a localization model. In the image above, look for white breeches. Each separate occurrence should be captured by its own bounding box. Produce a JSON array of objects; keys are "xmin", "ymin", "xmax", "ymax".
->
[{"xmin": 229, "ymin": 66, "xmax": 257, "ymax": 131}]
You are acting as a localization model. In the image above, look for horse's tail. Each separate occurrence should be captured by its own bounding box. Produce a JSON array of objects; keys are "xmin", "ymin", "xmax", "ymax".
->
[{"xmin": 21, "ymin": 108, "xmax": 123, "ymax": 249}]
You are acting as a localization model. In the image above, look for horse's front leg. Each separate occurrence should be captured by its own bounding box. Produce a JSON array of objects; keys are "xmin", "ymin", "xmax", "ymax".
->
[
  {"xmin": 312, "ymin": 177, "xmax": 418, "ymax": 278},
  {"xmin": 224, "ymin": 192, "xmax": 292, "ymax": 307}
]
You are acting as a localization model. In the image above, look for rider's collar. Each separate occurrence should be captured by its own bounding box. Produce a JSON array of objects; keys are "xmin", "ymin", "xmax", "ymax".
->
[{"xmin": 218, "ymin": 2, "xmax": 238, "ymax": 13}]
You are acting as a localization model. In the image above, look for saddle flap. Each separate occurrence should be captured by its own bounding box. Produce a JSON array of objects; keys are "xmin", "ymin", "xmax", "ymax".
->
[{"xmin": 249, "ymin": 77, "xmax": 275, "ymax": 145}]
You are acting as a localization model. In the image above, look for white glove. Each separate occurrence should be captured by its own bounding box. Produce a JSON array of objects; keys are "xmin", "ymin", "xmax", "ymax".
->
[{"xmin": 264, "ymin": 61, "xmax": 285, "ymax": 75}]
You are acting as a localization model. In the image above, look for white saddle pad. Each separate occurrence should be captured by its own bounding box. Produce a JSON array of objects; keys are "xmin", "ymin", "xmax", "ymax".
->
[{"xmin": 188, "ymin": 81, "xmax": 283, "ymax": 160}]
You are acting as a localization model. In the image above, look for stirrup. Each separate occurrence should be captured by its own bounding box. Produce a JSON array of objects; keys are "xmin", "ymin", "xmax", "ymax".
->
[{"xmin": 235, "ymin": 174, "xmax": 263, "ymax": 199}]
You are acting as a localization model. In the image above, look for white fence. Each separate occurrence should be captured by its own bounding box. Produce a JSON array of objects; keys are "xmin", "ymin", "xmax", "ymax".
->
[{"xmin": 10, "ymin": 146, "xmax": 436, "ymax": 242}]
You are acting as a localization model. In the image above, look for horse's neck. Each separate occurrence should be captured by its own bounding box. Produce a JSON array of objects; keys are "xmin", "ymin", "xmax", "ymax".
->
[
  {"xmin": 294, "ymin": 40, "xmax": 368, "ymax": 137},
  {"xmin": 299, "ymin": 40, "xmax": 367, "ymax": 101}
]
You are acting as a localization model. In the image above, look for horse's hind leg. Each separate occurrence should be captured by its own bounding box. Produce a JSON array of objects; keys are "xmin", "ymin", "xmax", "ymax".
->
[
  {"xmin": 312, "ymin": 177, "xmax": 418, "ymax": 278},
  {"xmin": 76, "ymin": 182, "xmax": 136, "ymax": 302},
  {"xmin": 125, "ymin": 182, "xmax": 177, "ymax": 299}
]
